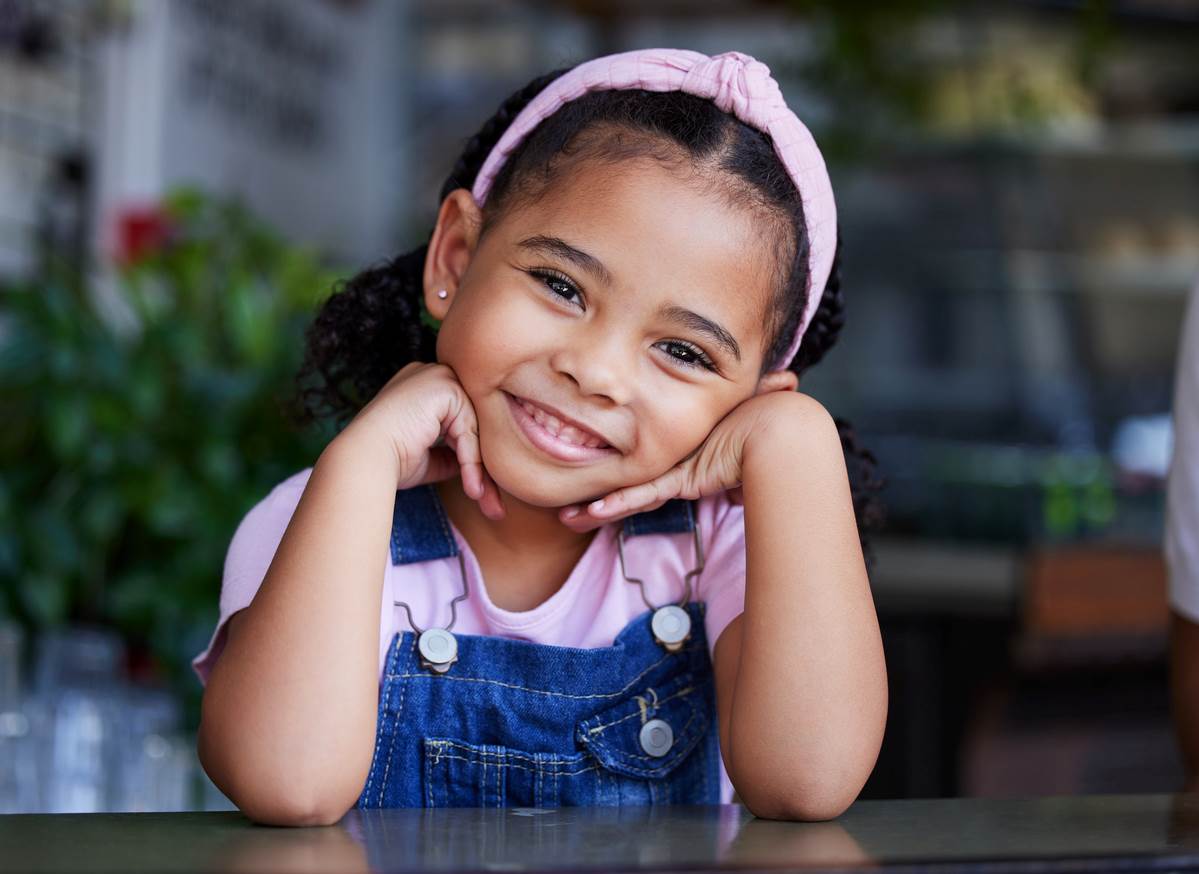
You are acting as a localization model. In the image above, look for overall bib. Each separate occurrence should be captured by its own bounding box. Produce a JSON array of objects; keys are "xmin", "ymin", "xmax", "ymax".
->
[{"xmin": 355, "ymin": 485, "xmax": 722, "ymax": 808}]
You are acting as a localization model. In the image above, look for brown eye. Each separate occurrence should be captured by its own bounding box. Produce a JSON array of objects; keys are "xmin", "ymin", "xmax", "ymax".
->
[
  {"xmin": 657, "ymin": 340, "xmax": 716, "ymax": 371},
  {"xmin": 529, "ymin": 269, "xmax": 583, "ymax": 308}
]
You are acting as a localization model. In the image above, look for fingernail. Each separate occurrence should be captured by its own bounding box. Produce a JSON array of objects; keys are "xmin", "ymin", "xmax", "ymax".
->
[
  {"xmin": 589, "ymin": 499, "xmax": 605, "ymax": 513},
  {"xmin": 563, "ymin": 507, "xmax": 580, "ymax": 519}
]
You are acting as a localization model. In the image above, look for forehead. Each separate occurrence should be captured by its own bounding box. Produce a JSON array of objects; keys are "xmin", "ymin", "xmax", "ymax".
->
[{"xmin": 493, "ymin": 157, "xmax": 777, "ymax": 360}]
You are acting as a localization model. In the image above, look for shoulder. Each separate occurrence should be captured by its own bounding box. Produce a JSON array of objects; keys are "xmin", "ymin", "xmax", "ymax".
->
[
  {"xmin": 224, "ymin": 468, "xmax": 314, "ymax": 578},
  {"xmin": 238, "ymin": 468, "xmax": 312, "ymax": 527}
]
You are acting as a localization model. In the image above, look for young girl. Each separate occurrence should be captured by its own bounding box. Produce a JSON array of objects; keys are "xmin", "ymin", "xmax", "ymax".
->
[{"xmin": 193, "ymin": 48, "xmax": 888, "ymax": 826}]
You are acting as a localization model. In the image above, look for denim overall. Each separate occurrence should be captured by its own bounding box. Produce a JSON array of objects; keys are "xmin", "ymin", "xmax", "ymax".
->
[{"xmin": 355, "ymin": 485, "xmax": 722, "ymax": 808}]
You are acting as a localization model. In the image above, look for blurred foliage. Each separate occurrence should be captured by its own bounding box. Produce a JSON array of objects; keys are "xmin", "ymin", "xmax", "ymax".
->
[
  {"xmin": 786, "ymin": 0, "xmax": 1116, "ymax": 155},
  {"xmin": 0, "ymin": 188, "xmax": 340, "ymax": 719}
]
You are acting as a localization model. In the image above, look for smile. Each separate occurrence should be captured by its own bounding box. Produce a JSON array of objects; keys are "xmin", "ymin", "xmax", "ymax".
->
[{"xmin": 505, "ymin": 393, "xmax": 618, "ymax": 463}]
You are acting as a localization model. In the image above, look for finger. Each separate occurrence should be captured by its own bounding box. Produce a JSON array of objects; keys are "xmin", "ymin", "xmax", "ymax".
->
[
  {"xmin": 591, "ymin": 476, "xmax": 673, "ymax": 519},
  {"xmin": 459, "ymin": 461, "xmax": 485, "ymax": 501},
  {"xmin": 558, "ymin": 504, "xmax": 608, "ymax": 533},
  {"xmin": 584, "ymin": 468, "xmax": 686, "ymax": 522},
  {"xmin": 478, "ymin": 471, "xmax": 506, "ymax": 520},
  {"xmin": 442, "ymin": 398, "xmax": 503, "ymax": 518},
  {"xmin": 442, "ymin": 399, "xmax": 484, "ymax": 501}
]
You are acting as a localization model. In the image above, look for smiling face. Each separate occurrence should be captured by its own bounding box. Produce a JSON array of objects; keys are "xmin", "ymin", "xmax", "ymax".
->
[{"xmin": 424, "ymin": 155, "xmax": 791, "ymax": 508}]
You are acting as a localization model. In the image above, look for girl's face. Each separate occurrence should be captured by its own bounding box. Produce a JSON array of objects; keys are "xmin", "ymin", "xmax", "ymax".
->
[{"xmin": 425, "ymin": 156, "xmax": 794, "ymax": 508}]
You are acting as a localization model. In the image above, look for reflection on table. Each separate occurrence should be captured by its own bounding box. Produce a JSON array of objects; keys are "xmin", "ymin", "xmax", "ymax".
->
[{"xmin": 3, "ymin": 794, "xmax": 1199, "ymax": 873}]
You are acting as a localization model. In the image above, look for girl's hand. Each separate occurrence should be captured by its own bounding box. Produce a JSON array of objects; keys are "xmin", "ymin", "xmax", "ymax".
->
[
  {"xmin": 338, "ymin": 362, "xmax": 505, "ymax": 519},
  {"xmin": 557, "ymin": 392, "xmax": 793, "ymax": 532}
]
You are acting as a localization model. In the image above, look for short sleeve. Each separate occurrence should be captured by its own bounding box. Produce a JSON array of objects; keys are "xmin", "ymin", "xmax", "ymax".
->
[
  {"xmin": 191, "ymin": 467, "xmax": 314, "ymax": 686},
  {"xmin": 695, "ymin": 493, "xmax": 747, "ymax": 658},
  {"xmin": 1167, "ymin": 282, "xmax": 1199, "ymax": 623}
]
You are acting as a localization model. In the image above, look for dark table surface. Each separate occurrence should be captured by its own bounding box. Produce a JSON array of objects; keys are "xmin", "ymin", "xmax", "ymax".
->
[{"xmin": 3, "ymin": 794, "xmax": 1199, "ymax": 873}]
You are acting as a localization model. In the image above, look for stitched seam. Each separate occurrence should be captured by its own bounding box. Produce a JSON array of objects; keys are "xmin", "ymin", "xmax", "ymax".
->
[
  {"xmin": 376, "ymin": 644, "xmax": 410, "ymax": 805},
  {"xmin": 425, "ymin": 751, "xmax": 599, "ymax": 776},
  {"xmin": 585, "ymin": 685, "xmax": 697, "ymax": 735},
  {"xmin": 425, "ymin": 740, "xmax": 435, "ymax": 807},
  {"xmin": 378, "ymin": 678, "xmax": 407, "ymax": 805},
  {"xmin": 359, "ymin": 652, "xmax": 393, "ymax": 805},
  {"xmin": 386, "ymin": 651, "xmax": 673, "ymax": 699},
  {"xmin": 361, "ymin": 641, "xmax": 399, "ymax": 805},
  {"xmin": 481, "ymin": 756, "xmax": 488, "ymax": 808},
  {"xmin": 425, "ymin": 740, "xmax": 586, "ymax": 767}
]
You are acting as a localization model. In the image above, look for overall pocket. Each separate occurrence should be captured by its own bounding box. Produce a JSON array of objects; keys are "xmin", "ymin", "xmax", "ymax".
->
[
  {"xmin": 575, "ymin": 669, "xmax": 717, "ymax": 805},
  {"xmin": 421, "ymin": 670, "xmax": 717, "ymax": 807}
]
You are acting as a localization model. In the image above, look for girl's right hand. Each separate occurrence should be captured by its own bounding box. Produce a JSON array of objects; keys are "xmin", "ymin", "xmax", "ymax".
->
[{"xmin": 336, "ymin": 362, "xmax": 506, "ymax": 519}]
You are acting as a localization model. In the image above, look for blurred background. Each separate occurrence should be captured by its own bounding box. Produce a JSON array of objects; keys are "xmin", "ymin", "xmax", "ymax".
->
[{"xmin": 1, "ymin": 0, "xmax": 1197, "ymax": 812}]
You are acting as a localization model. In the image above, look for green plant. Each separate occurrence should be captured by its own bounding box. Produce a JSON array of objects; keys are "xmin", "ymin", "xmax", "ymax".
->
[{"xmin": 0, "ymin": 188, "xmax": 341, "ymax": 722}]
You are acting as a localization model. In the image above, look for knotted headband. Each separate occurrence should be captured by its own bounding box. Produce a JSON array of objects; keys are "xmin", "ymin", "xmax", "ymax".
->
[{"xmin": 470, "ymin": 48, "xmax": 837, "ymax": 371}]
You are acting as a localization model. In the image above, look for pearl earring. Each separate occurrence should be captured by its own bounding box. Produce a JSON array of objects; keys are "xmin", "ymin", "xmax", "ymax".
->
[{"xmin": 436, "ymin": 288, "xmax": 448, "ymax": 299}]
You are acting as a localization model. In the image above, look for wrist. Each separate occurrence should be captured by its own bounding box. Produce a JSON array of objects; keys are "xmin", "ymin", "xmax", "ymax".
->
[{"xmin": 323, "ymin": 421, "xmax": 405, "ymax": 482}]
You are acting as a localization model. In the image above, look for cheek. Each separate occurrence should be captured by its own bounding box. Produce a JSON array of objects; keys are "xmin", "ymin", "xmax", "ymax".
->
[
  {"xmin": 435, "ymin": 291, "xmax": 527, "ymax": 382},
  {"xmin": 633, "ymin": 393, "xmax": 728, "ymax": 472}
]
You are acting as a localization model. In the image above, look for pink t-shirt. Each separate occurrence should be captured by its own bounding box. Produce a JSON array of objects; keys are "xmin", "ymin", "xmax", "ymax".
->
[{"xmin": 191, "ymin": 467, "xmax": 748, "ymax": 803}]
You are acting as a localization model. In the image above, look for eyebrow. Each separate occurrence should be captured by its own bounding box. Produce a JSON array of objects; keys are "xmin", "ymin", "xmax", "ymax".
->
[
  {"xmin": 518, "ymin": 234, "xmax": 742, "ymax": 362},
  {"xmin": 658, "ymin": 305, "xmax": 742, "ymax": 362},
  {"xmin": 517, "ymin": 235, "xmax": 613, "ymax": 286}
]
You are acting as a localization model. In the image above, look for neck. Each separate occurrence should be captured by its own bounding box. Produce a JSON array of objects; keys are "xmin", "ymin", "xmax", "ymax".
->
[{"xmin": 434, "ymin": 477, "xmax": 596, "ymax": 566}]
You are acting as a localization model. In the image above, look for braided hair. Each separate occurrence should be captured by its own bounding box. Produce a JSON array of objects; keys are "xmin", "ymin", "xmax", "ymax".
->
[{"xmin": 291, "ymin": 65, "xmax": 885, "ymax": 557}]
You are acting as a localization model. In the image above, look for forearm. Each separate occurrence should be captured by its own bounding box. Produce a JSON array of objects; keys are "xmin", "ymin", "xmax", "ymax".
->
[
  {"xmin": 727, "ymin": 395, "xmax": 887, "ymax": 820},
  {"xmin": 198, "ymin": 427, "xmax": 398, "ymax": 824},
  {"xmin": 1170, "ymin": 611, "xmax": 1199, "ymax": 791}
]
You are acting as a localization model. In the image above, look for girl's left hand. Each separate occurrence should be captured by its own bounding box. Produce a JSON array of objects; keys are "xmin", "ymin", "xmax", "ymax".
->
[{"xmin": 557, "ymin": 392, "xmax": 789, "ymax": 532}]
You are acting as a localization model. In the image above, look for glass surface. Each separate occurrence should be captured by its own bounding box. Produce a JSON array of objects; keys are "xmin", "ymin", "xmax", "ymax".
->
[{"xmin": 2, "ymin": 794, "xmax": 1199, "ymax": 873}]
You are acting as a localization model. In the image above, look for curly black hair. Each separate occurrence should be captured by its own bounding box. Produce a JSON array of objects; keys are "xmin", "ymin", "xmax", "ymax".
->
[{"xmin": 290, "ymin": 65, "xmax": 885, "ymax": 559}]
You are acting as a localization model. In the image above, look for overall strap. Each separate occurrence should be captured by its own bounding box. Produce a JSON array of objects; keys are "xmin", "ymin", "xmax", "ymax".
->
[
  {"xmin": 622, "ymin": 499, "xmax": 695, "ymax": 537},
  {"xmin": 390, "ymin": 485, "xmax": 458, "ymax": 566}
]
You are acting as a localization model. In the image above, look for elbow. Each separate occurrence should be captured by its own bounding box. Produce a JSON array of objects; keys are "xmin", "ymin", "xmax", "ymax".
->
[
  {"xmin": 239, "ymin": 796, "xmax": 352, "ymax": 828},
  {"xmin": 739, "ymin": 782, "xmax": 858, "ymax": 822},
  {"xmin": 197, "ymin": 719, "xmax": 356, "ymax": 827},
  {"xmin": 731, "ymin": 750, "xmax": 874, "ymax": 822}
]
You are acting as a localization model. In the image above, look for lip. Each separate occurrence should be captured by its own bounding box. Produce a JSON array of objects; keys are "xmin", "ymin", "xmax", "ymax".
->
[{"xmin": 504, "ymin": 393, "xmax": 619, "ymax": 463}]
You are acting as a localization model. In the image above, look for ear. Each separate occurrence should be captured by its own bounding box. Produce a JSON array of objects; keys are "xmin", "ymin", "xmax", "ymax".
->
[
  {"xmin": 753, "ymin": 369, "xmax": 798, "ymax": 396},
  {"xmin": 422, "ymin": 188, "xmax": 483, "ymax": 319}
]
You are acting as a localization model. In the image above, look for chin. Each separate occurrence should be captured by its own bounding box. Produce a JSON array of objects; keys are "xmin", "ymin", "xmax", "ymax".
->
[
  {"xmin": 478, "ymin": 443, "xmax": 610, "ymax": 509},
  {"xmin": 486, "ymin": 461, "xmax": 604, "ymax": 509}
]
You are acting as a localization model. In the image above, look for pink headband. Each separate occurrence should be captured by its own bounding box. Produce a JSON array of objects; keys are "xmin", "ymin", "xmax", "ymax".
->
[{"xmin": 471, "ymin": 48, "xmax": 837, "ymax": 371}]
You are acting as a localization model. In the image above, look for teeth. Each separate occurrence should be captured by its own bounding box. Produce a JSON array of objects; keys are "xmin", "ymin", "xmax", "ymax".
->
[
  {"xmin": 518, "ymin": 398, "xmax": 609, "ymax": 449},
  {"xmin": 559, "ymin": 424, "xmax": 589, "ymax": 445}
]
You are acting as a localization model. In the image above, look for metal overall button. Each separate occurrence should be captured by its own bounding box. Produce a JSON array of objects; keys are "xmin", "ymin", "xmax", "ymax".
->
[
  {"xmin": 651, "ymin": 605, "xmax": 691, "ymax": 651},
  {"xmin": 617, "ymin": 515, "xmax": 705, "ymax": 653},
  {"xmin": 417, "ymin": 627, "xmax": 458, "ymax": 673},
  {"xmin": 639, "ymin": 719, "xmax": 674, "ymax": 757},
  {"xmin": 395, "ymin": 551, "xmax": 471, "ymax": 674}
]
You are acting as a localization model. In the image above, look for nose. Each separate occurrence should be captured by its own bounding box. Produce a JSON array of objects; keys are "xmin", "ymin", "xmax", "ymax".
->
[{"xmin": 550, "ymin": 326, "xmax": 636, "ymax": 406}]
